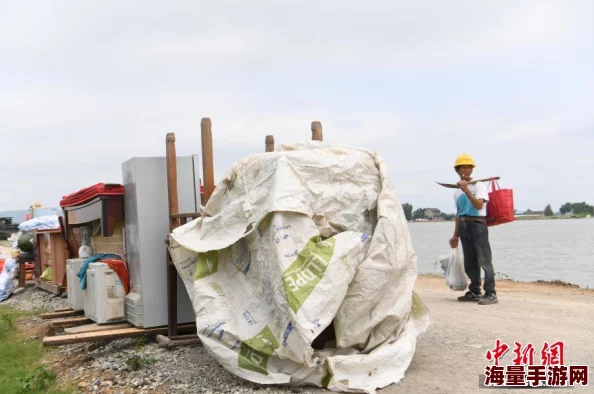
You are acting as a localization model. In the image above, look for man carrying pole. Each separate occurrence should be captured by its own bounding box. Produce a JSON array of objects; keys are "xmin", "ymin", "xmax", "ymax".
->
[{"xmin": 449, "ymin": 153, "xmax": 498, "ymax": 305}]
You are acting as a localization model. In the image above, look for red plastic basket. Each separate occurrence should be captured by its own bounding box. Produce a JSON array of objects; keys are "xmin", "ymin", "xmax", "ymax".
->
[{"xmin": 60, "ymin": 183, "xmax": 124, "ymax": 208}]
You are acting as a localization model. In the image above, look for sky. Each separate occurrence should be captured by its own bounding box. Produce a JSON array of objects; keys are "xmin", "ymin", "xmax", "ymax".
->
[{"xmin": 1, "ymin": 1, "xmax": 593, "ymax": 214}]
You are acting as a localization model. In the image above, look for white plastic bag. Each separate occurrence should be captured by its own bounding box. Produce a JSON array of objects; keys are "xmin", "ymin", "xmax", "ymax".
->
[
  {"xmin": 445, "ymin": 247, "xmax": 467, "ymax": 291},
  {"xmin": 438, "ymin": 255, "xmax": 449, "ymax": 274}
]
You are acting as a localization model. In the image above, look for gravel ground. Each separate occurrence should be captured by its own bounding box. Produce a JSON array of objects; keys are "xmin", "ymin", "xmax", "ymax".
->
[
  {"xmin": 7, "ymin": 277, "xmax": 591, "ymax": 394},
  {"xmin": 48, "ymin": 337, "xmax": 327, "ymax": 394},
  {"xmin": 2, "ymin": 280, "xmax": 70, "ymax": 311},
  {"xmin": 4, "ymin": 284, "xmax": 328, "ymax": 394}
]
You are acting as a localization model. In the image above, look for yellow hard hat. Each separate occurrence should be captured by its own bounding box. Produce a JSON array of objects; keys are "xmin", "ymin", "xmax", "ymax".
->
[{"xmin": 454, "ymin": 153, "xmax": 475, "ymax": 168}]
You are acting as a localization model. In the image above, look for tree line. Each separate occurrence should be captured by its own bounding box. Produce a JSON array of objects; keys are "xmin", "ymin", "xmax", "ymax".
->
[
  {"xmin": 401, "ymin": 203, "xmax": 455, "ymax": 221},
  {"xmin": 551, "ymin": 201, "xmax": 593, "ymax": 217},
  {"xmin": 403, "ymin": 201, "xmax": 593, "ymax": 221},
  {"xmin": 540, "ymin": 202, "xmax": 593, "ymax": 217}
]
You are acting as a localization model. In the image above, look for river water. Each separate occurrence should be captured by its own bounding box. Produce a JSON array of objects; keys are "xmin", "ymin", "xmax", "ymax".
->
[{"xmin": 408, "ymin": 219, "xmax": 594, "ymax": 289}]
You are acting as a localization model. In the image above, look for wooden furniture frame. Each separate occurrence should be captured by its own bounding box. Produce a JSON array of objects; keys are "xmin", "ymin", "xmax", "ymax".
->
[
  {"xmin": 34, "ymin": 229, "xmax": 69, "ymax": 294},
  {"xmin": 159, "ymin": 119, "xmax": 215, "ymax": 347},
  {"xmin": 159, "ymin": 119, "xmax": 324, "ymax": 347}
]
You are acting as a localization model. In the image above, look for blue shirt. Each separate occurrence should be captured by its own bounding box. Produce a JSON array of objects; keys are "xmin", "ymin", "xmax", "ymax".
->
[{"xmin": 453, "ymin": 182, "xmax": 489, "ymax": 217}]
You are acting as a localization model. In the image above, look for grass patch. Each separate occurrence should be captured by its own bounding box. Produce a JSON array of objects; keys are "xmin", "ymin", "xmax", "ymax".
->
[
  {"xmin": 126, "ymin": 354, "xmax": 155, "ymax": 371},
  {"xmin": 135, "ymin": 334, "xmax": 148, "ymax": 351},
  {"xmin": 495, "ymin": 271, "xmax": 510, "ymax": 280},
  {"xmin": 0, "ymin": 305, "xmax": 71, "ymax": 394}
]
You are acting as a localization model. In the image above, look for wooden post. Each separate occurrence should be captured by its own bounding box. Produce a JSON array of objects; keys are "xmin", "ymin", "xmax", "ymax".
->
[
  {"xmin": 165, "ymin": 132, "xmax": 179, "ymax": 337},
  {"xmin": 201, "ymin": 118, "xmax": 215, "ymax": 204},
  {"xmin": 18, "ymin": 262, "xmax": 26, "ymax": 288},
  {"xmin": 166, "ymin": 133, "xmax": 179, "ymax": 230},
  {"xmin": 265, "ymin": 135, "xmax": 275, "ymax": 152},
  {"xmin": 311, "ymin": 121, "xmax": 323, "ymax": 141}
]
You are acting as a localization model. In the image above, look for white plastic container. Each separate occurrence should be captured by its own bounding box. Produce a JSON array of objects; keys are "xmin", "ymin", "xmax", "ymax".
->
[
  {"xmin": 78, "ymin": 226, "xmax": 93, "ymax": 258},
  {"xmin": 84, "ymin": 262, "xmax": 126, "ymax": 324},
  {"xmin": 66, "ymin": 258, "xmax": 86, "ymax": 311}
]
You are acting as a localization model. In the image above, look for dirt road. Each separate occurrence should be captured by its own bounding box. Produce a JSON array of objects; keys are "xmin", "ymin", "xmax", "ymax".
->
[
  {"xmin": 386, "ymin": 276, "xmax": 593, "ymax": 394},
  {"xmin": 3, "ymin": 252, "xmax": 592, "ymax": 393}
]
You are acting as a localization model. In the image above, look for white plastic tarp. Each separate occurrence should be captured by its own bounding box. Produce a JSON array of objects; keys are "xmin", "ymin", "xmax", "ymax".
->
[
  {"xmin": 168, "ymin": 142, "xmax": 431, "ymax": 393},
  {"xmin": 18, "ymin": 215, "xmax": 60, "ymax": 232}
]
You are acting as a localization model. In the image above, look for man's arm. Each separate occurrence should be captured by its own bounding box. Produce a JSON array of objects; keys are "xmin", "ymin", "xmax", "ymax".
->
[
  {"xmin": 449, "ymin": 210, "xmax": 460, "ymax": 248},
  {"xmin": 457, "ymin": 180, "xmax": 484, "ymax": 210},
  {"xmin": 465, "ymin": 190, "xmax": 484, "ymax": 210}
]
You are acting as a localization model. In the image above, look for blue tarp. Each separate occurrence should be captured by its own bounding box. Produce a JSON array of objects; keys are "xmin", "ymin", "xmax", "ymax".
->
[{"xmin": 76, "ymin": 253, "xmax": 121, "ymax": 290}]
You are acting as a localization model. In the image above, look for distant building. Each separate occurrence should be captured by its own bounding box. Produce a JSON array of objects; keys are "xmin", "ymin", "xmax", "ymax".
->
[{"xmin": 424, "ymin": 208, "xmax": 442, "ymax": 220}]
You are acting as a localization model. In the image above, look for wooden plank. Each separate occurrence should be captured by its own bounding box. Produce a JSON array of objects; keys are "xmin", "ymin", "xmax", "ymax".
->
[
  {"xmin": 64, "ymin": 322, "xmax": 131, "ymax": 334},
  {"xmin": 35, "ymin": 279, "xmax": 63, "ymax": 295},
  {"xmin": 156, "ymin": 333, "xmax": 201, "ymax": 348},
  {"xmin": 13, "ymin": 287, "xmax": 26, "ymax": 296},
  {"xmin": 35, "ymin": 234, "xmax": 49, "ymax": 279},
  {"xmin": 158, "ymin": 337, "xmax": 201, "ymax": 348},
  {"xmin": 54, "ymin": 308, "xmax": 74, "ymax": 312},
  {"xmin": 48, "ymin": 232, "xmax": 68, "ymax": 286},
  {"xmin": 50, "ymin": 316, "xmax": 91, "ymax": 328},
  {"xmin": 40, "ymin": 309, "xmax": 84, "ymax": 320},
  {"xmin": 58, "ymin": 215, "xmax": 78, "ymax": 259},
  {"xmin": 35, "ymin": 229, "xmax": 62, "ymax": 234},
  {"xmin": 169, "ymin": 334, "xmax": 199, "ymax": 341},
  {"xmin": 155, "ymin": 333, "xmax": 199, "ymax": 342},
  {"xmin": 18, "ymin": 261, "xmax": 26, "ymax": 288},
  {"xmin": 170, "ymin": 213, "xmax": 201, "ymax": 220},
  {"xmin": 43, "ymin": 323, "xmax": 196, "ymax": 347}
]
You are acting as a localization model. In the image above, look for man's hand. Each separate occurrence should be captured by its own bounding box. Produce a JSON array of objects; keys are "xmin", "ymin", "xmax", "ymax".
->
[
  {"xmin": 457, "ymin": 180, "xmax": 469, "ymax": 191},
  {"xmin": 449, "ymin": 235, "xmax": 458, "ymax": 248}
]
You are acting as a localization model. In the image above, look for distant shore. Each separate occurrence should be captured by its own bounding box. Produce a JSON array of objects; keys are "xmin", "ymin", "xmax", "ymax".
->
[
  {"xmin": 513, "ymin": 215, "xmax": 590, "ymax": 220},
  {"xmin": 409, "ymin": 215, "xmax": 589, "ymax": 223},
  {"xmin": 418, "ymin": 273, "xmax": 592, "ymax": 291}
]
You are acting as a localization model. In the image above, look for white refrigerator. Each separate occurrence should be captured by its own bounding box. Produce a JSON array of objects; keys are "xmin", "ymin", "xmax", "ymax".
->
[{"xmin": 122, "ymin": 156, "xmax": 200, "ymax": 328}]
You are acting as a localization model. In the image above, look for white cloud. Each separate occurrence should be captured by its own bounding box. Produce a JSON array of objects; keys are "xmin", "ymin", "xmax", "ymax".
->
[
  {"xmin": 0, "ymin": 1, "xmax": 593, "ymax": 212},
  {"xmin": 3, "ymin": 1, "xmax": 590, "ymax": 69}
]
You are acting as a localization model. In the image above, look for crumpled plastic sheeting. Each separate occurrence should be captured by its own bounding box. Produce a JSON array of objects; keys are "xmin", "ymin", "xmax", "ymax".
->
[
  {"xmin": 0, "ymin": 257, "xmax": 18, "ymax": 302},
  {"xmin": 168, "ymin": 141, "xmax": 431, "ymax": 393},
  {"xmin": 18, "ymin": 215, "xmax": 60, "ymax": 232}
]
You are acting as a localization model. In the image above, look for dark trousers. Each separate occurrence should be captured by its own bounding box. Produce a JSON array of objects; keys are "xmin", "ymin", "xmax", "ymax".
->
[{"xmin": 459, "ymin": 221, "xmax": 496, "ymax": 295}]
